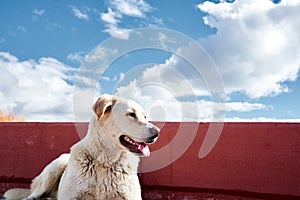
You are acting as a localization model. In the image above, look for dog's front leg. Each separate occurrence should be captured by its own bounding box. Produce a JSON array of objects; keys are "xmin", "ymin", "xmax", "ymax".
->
[{"xmin": 26, "ymin": 154, "xmax": 70, "ymax": 200}]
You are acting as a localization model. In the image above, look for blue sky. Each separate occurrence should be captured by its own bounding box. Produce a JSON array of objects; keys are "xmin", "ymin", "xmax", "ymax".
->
[{"xmin": 0, "ymin": 0, "xmax": 300, "ymax": 122}]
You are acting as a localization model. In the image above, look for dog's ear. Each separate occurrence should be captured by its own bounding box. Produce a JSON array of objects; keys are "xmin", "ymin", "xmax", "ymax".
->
[{"xmin": 93, "ymin": 94, "xmax": 116, "ymax": 120}]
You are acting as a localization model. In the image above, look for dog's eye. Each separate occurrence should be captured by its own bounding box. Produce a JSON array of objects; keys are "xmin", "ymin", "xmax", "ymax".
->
[
  {"xmin": 127, "ymin": 112, "xmax": 137, "ymax": 119},
  {"xmin": 104, "ymin": 105, "xmax": 112, "ymax": 114}
]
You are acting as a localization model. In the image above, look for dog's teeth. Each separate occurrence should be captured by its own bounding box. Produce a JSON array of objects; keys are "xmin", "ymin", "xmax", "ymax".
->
[
  {"xmin": 124, "ymin": 136, "xmax": 134, "ymax": 144},
  {"xmin": 124, "ymin": 136, "xmax": 139, "ymax": 146}
]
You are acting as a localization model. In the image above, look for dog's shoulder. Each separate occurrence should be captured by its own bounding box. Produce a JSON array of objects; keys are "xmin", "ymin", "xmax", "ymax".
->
[{"xmin": 67, "ymin": 141, "xmax": 94, "ymax": 176}]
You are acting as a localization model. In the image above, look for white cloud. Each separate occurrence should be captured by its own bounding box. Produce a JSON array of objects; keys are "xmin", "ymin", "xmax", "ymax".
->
[
  {"xmin": 113, "ymin": 57, "xmax": 270, "ymax": 121},
  {"xmin": 115, "ymin": 59, "xmax": 207, "ymax": 98},
  {"xmin": 100, "ymin": 0, "xmax": 160, "ymax": 39},
  {"xmin": 225, "ymin": 102, "xmax": 270, "ymax": 112},
  {"xmin": 197, "ymin": 0, "xmax": 300, "ymax": 98},
  {"xmin": 100, "ymin": 75, "xmax": 117, "ymax": 82},
  {"xmin": 71, "ymin": 6, "xmax": 89, "ymax": 20},
  {"xmin": 113, "ymin": 0, "xmax": 300, "ymax": 122},
  {"xmin": 33, "ymin": 9, "xmax": 45, "ymax": 16},
  {"xmin": 0, "ymin": 52, "xmax": 18, "ymax": 62},
  {"xmin": 84, "ymin": 45, "xmax": 119, "ymax": 65},
  {"xmin": 110, "ymin": 0, "xmax": 152, "ymax": 17},
  {"xmin": 119, "ymin": 73, "xmax": 125, "ymax": 82},
  {"xmin": 117, "ymin": 0, "xmax": 300, "ymax": 122},
  {"xmin": 100, "ymin": 7, "xmax": 121, "ymax": 25},
  {"xmin": 67, "ymin": 51, "xmax": 87, "ymax": 64},
  {"xmin": 103, "ymin": 25, "xmax": 132, "ymax": 40},
  {"xmin": 0, "ymin": 52, "xmax": 77, "ymax": 121}
]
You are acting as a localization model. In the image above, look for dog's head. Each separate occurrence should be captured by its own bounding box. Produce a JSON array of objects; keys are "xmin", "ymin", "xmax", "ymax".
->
[{"xmin": 93, "ymin": 94, "xmax": 160, "ymax": 157}]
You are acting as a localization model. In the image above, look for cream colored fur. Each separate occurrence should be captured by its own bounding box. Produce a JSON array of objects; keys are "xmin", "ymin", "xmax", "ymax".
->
[{"xmin": 4, "ymin": 94, "xmax": 159, "ymax": 200}]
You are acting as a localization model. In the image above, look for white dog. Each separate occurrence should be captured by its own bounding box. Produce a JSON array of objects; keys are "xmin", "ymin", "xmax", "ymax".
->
[{"xmin": 4, "ymin": 94, "xmax": 160, "ymax": 200}]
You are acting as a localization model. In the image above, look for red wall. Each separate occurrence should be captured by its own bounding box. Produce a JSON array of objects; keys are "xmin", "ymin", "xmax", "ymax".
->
[{"xmin": 0, "ymin": 122, "xmax": 299, "ymax": 199}]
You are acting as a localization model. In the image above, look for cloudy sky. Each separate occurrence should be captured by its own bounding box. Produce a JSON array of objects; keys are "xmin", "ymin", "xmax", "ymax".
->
[{"xmin": 0, "ymin": 0, "xmax": 300, "ymax": 122}]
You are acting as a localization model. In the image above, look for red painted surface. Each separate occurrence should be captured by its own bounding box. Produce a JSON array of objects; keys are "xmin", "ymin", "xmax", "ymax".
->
[{"xmin": 0, "ymin": 122, "xmax": 299, "ymax": 199}]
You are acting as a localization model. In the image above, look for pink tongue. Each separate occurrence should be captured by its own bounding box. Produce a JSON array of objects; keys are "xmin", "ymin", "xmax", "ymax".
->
[{"xmin": 138, "ymin": 144, "xmax": 150, "ymax": 157}]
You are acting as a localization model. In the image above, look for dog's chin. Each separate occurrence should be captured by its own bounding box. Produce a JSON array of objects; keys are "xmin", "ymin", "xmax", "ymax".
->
[{"xmin": 119, "ymin": 135, "xmax": 151, "ymax": 157}]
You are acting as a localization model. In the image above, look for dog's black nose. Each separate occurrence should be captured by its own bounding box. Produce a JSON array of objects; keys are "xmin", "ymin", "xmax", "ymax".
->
[
  {"xmin": 150, "ymin": 126, "xmax": 160, "ymax": 136},
  {"xmin": 146, "ymin": 126, "xmax": 160, "ymax": 143}
]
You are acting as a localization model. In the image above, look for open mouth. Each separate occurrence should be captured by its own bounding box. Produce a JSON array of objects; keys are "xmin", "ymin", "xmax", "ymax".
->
[{"xmin": 119, "ymin": 135, "xmax": 150, "ymax": 157}]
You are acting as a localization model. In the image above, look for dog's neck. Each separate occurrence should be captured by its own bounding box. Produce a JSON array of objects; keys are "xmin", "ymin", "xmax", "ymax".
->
[{"xmin": 80, "ymin": 116, "xmax": 139, "ymax": 173}]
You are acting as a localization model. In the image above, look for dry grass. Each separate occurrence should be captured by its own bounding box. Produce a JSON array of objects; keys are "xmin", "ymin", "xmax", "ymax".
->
[{"xmin": 0, "ymin": 109, "xmax": 26, "ymax": 122}]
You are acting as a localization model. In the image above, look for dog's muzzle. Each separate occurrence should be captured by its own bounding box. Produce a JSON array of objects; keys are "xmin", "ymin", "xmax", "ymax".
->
[{"xmin": 119, "ymin": 125, "xmax": 160, "ymax": 157}]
